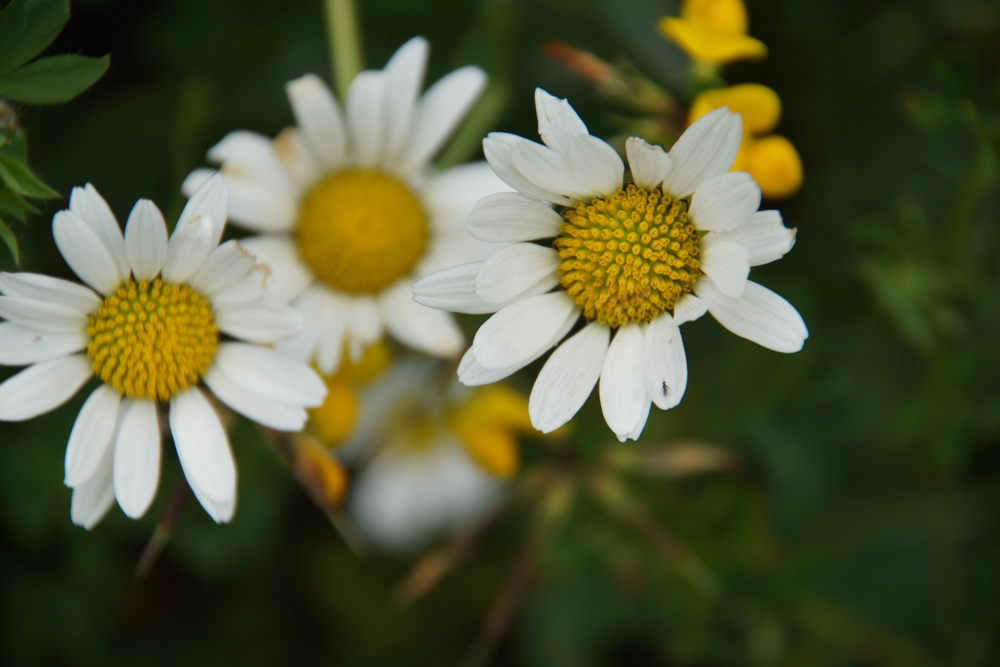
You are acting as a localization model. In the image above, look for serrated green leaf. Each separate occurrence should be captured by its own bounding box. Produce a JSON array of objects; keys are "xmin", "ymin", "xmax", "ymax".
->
[
  {"xmin": 0, "ymin": 155, "xmax": 58, "ymax": 198},
  {"xmin": 0, "ymin": 182, "xmax": 37, "ymax": 220},
  {"xmin": 0, "ymin": 216, "xmax": 20, "ymax": 266},
  {"xmin": 0, "ymin": 53, "xmax": 109, "ymax": 104},
  {"xmin": 0, "ymin": 0, "xmax": 69, "ymax": 76}
]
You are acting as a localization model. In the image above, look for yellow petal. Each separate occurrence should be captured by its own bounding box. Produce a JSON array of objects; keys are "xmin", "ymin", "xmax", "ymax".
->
[
  {"xmin": 294, "ymin": 436, "xmax": 349, "ymax": 506},
  {"xmin": 681, "ymin": 0, "xmax": 748, "ymax": 35},
  {"xmin": 659, "ymin": 18, "xmax": 767, "ymax": 65},
  {"xmin": 688, "ymin": 84, "xmax": 781, "ymax": 135},
  {"xmin": 456, "ymin": 427, "xmax": 520, "ymax": 479},
  {"xmin": 308, "ymin": 380, "xmax": 358, "ymax": 445},
  {"xmin": 746, "ymin": 135, "xmax": 803, "ymax": 199}
]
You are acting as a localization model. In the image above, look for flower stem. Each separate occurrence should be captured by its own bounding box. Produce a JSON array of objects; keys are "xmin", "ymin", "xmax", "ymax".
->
[
  {"xmin": 323, "ymin": 0, "xmax": 364, "ymax": 101},
  {"xmin": 134, "ymin": 478, "xmax": 190, "ymax": 580}
]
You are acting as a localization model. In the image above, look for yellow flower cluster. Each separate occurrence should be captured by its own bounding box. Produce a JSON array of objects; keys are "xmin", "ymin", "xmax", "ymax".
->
[{"xmin": 659, "ymin": 0, "xmax": 766, "ymax": 66}]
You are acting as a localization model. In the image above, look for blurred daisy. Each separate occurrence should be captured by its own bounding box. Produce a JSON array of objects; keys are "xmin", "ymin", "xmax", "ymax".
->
[
  {"xmin": 689, "ymin": 84, "xmax": 802, "ymax": 199},
  {"xmin": 0, "ymin": 178, "xmax": 326, "ymax": 528},
  {"xmin": 343, "ymin": 360, "xmax": 533, "ymax": 552},
  {"xmin": 659, "ymin": 0, "xmax": 767, "ymax": 67},
  {"xmin": 414, "ymin": 90, "xmax": 807, "ymax": 441},
  {"xmin": 184, "ymin": 37, "xmax": 507, "ymax": 375}
]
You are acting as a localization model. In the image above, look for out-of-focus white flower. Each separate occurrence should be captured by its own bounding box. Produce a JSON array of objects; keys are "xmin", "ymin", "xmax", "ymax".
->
[
  {"xmin": 184, "ymin": 37, "xmax": 508, "ymax": 375},
  {"xmin": 414, "ymin": 89, "xmax": 807, "ymax": 442},
  {"xmin": 0, "ymin": 178, "xmax": 326, "ymax": 528}
]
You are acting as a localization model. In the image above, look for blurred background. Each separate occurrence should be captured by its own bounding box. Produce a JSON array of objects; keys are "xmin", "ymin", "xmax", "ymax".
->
[{"xmin": 2, "ymin": 0, "xmax": 1000, "ymax": 664}]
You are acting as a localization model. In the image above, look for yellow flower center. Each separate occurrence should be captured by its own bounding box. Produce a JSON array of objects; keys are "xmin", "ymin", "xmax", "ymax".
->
[
  {"xmin": 555, "ymin": 184, "xmax": 702, "ymax": 328},
  {"xmin": 295, "ymin": 169, "xmax": 428, "ymax": 294},
  {"xmin": 86, "ymin": 278, "xmax": 218, "ymax": 401}
]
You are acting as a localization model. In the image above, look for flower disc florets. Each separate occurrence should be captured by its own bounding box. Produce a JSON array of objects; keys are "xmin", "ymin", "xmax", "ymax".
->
[
  {"xmin": 87, "ymin": 278, "xmax": 218, "ymax": 401},
  {"xmin": 554, "ymin": 184, "xmax": 702, "ymax": 328},
  {"xmin": 296, "ymin": 169, "xmax": 428, "ymax": 294}
]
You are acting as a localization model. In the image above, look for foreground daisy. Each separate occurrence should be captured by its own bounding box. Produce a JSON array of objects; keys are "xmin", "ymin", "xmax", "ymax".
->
[
  {"xmin": 0, "ymin": 178, "xmax": 326, "ymax": 527},
  {"xmin": 183, "ymin": 36, "xmax": 507, "ymax": 374},
  {"xmin": 413, "ymin": 90, "xmax": 807, "ymax": 441}
]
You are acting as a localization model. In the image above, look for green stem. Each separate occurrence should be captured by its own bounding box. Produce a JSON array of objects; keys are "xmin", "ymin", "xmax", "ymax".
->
[{"xmin": 323, "ymin": 0, "xmax": 364, "ymax": 100}]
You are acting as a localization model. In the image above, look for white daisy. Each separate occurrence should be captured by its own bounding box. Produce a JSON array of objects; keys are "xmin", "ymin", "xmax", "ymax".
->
[
  {"xmin": 182, "ymin": 36, "xmax": 508, "ymax": 375},
  {"xmin": 413, "ymin": 89, "xmax": 808, "ymax": 442},
  {"xmin": 0, "ymin": 177, "xmax": 326, "ymax": 528}
]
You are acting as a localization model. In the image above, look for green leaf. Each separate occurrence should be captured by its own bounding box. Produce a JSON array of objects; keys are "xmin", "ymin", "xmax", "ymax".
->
[
  {"xmin": 0, "ymin": 155, "xmax": 58, "ymax": 198},
  {"xmin": 0, "ymin": 182, "xmax": 38, "ymax": 220},
  {"xmin": 0, "ymin": 53, "xmax": 109, "ymax": 104},
  {"xmin": 0, "ymin": 130, "xmax": 28, "ymax": 162},
  {"xmin": 0, "ymin": 0, "xmax": 69, "ymax": 75},
  {"xmin": 0, "ymin": 216, "xmax": 20, "ymax": 266}
]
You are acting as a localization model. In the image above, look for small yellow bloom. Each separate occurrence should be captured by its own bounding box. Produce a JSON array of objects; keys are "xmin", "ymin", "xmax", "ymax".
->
[
  {"xmin": 659, "ymin": 0, "xmax": 767, "ymax": 66},
  {"xmin": 688, "ymin": 84, "xmax": 802, "ymax": 199},
  {"xmin": 308, "ymin": 342, "xmax": 392, "ymax": 445},
  {"xmin": 447, "ymin": 385, "xmax": 536, "ymax": 479}
]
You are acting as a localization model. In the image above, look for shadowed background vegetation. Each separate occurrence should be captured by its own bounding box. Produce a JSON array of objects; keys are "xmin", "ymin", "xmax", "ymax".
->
[{"xmin": 1, "ymin": 0, "xmax": 999, "ymax": 665}]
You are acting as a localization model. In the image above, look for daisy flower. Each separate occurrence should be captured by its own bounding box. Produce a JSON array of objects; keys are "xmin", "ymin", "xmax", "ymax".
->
[
  {"xmin": 183, "ymin": 36, "xmax": 508, "ymax": 374},
  {"xmin": 342, "ymin": 359, "xmax": 532, "ymax": 552},
  {"xmin": 0, "ymin": 177, "xmax": 326, "ymax": 528},
  {"xmin": 413, "ymin": 90, "xmax": 808, "ymax": 442}
]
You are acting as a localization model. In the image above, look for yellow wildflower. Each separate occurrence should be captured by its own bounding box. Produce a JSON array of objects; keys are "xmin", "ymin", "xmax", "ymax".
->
[
  {"xmin": 688, "ymin": 84, "xmax": 803, "ymax": 198},
  {"xmin": 659, "ymin": 0, "xmax": 767, "ymax": 66},
  {"xmin": 308, "ymin": 342, "xmax": 392, "ymax": 445},
  {"xmin": 447, "ymin": 385, "xmax": 537, "ymax": 479}
]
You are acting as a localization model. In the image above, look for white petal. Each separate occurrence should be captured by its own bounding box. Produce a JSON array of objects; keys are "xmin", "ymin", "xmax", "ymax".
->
[
  {"xmin": 672, "ymin": 293, "xmax": 708, "ymax": 325},
  {"xmin": 220, "ymin": 172, "xmax": 298, "ymax": 233},
  {"xmin": 378, "ymin": 280, "xmax": 464, "ymax": 357},
  {"xmin": 112, "ymin": 399, "xmax": 161, "ymax": 519},
  {"xmin": 0, "ymin": 354, "xmax": 91, "ymax": 421},
  {"xmin": 181, "ymin": 169, "xmax": 215, "ymax": 196},
  {"xmin": 689, "ymin": 171, "xmax": 761, "ymax": 233},
  {"xmin": 0, "ymin": 272, "xmax": 101, "ymax": 313},
  {"xmin": 68, "ymin": 184, "xmax": 130, "ymax": 279},
  {"xmin": 0, "ymin": 322, "xmax": 87, "ymax": 365},
  {"xmin": 416, "ymin": 233, "xmax": 503, "ymax": 275},
  {"xmin": 566, "ymin": 134, "xmax": 624, "ymax": 197},
  {"xmin": 622, "ymin": 398, "xmax": 651, "ymax": 442},
  {"xmin": 626, "ymin": 137, "xmax": 673, "ymax": 190},
  {"xmin": 599, "ymin": 323, "xmax": 647, "ymax": 439},
  {"xmin": 662, "ymin": 107, "xmax": 743, "ymax": 198},
  {"xmin": 534, "ymin": 88, "xmax": 588, "ymax": 155},
  {"xmin": 695, "ymin": 279, "xmax": 808, "ymax": 353},
  {"xmin": 472, "ymin": 291, "xmax": 579, "ymax": 369},
  {"xmin": 466, "ymin": 192, "xmax": 562, "ymax": 243},
  {"xmin": 706, "ymin": 210, "xmax": 796, "ymax": 266},
  {"xmin": 178, "ymin": 173, "xmax": 229, "ymax": 247},
  {"xmin": 275, "ymin": 285, "xmax": 346, "ymax": 373},
  {"xmin": 395, "ymin": 66, "xmax": 488, "ymax": 176},
  {"xmin": 475, "ymin": 243, "xmax": 560, "ymax": 304},
  {"xmin": 189, "ymin": 240, "xmax": 257, "ymax": 296},
  {"xmin": 382, "ymin": 36, "xmax": 429, "ymax": 161},
  {"xmin": 123, "ymin": 199, "xmax": 168, "ymax": 281},
  {"xmin": 234, "ymin": 235, "xmax": 313, "ymax": 302},
  {"xmin": 203, "ymin": 365, "xmax": 307, "ymax": 431},
  {"xmin": 345, "ymin": 70, "xmax": 386, "ymax": 168},
  {"xmin": 214, "ymin": 299, "xmax": 304, "ymax": 343},
  {"xmin": 64, "ymin": 385, "xmax": 121, "ymax": 487},
  {"xmin": 482, "ymin": 134, "xmax": 573, "ymax": 205},
  {"xmin": 210, "ymin": 267, "xmax": 271, "ymax": 306},
  {"xmin": 420, "ymin": 162, "xmax": 513, "ymax": 226},
  {"xmin": 192, "ymin": 489, "xmax": 236, "ymax": 524},
  {"xmin": 52, "ymin": 210, "xmax": 122, "ymax": 295},
  {"xmin": 457, "ymin": 346, "xmax": 544, "ymax": 386},
  {"xmin": 641, "ymin": 313, "xmax": 687, "ymax": 410},
  {"xmin": 529, "ymin": 321, "xmax": 609, "ymax": 433},
  {"xmin": 700, "ymin": 240, "xmax": 750, "ymax": 297},
  {"xmin": 207, "ymin": 131, "xmax": 296, "ymax": 197},
  {"xmin": 412, "ymin": 261, "xmax": 493, "ymax": 314},
  {"xmin": 286, "ymin": 74, "xmax": 348, "ymax": 171},
  {"xmin": 343, "ymin": 296, "xmax": 383, "ymax": 362},
  {"xmin": 0, "ymin": 296, "xmax": 87, "ymax": 333},
  {"xmin": 70, "ymin": 443, "xmax": 115, "ymax": 530},
  {"xmin": 169, "ymin": 387, "xmax": 236, "ymax": 506},
  {"xmin": 511, "ymin": 137, "xmax": 595, "ymax": 202},
  {"xmin": 212, "ymin": 342, "xmax": 326, "ymax": 407},
  {"xmin": 271, "ymin": 127, "xmax": 322, "ymax": 187},
  {"xmin": 162, "ymin": 214, "xmax": 216, "ymax": 284}
]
